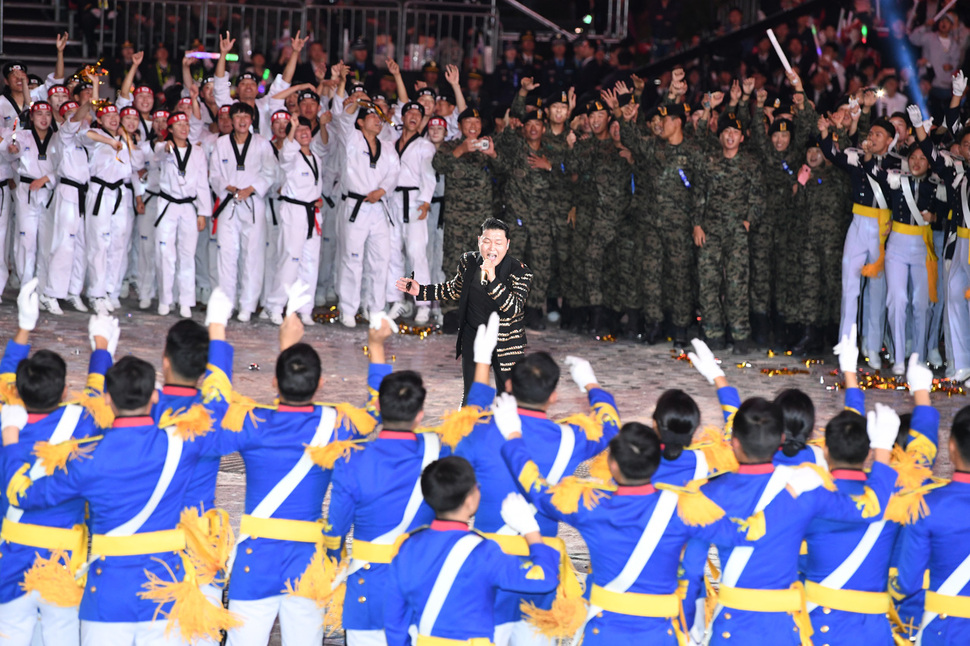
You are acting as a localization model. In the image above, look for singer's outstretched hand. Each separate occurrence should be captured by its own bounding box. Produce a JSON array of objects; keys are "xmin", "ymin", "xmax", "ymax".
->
[{"xmin": 395, "ymin": 276, "xmax": 420, "ymax": 296}]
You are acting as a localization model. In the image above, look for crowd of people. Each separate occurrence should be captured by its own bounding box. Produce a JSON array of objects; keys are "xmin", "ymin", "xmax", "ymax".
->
[{"xmin": 0, "ymin": 271, "xmax": 965, "ymax": 646}]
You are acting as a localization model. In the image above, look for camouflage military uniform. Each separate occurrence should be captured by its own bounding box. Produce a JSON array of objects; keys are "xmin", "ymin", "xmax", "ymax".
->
[
  {"xmin": 695, "ymin": 144, "xmax": 764, "ymax": 344},
  {"xmin": 542, "ymin": 126, "xmax": 577, "ymax": 304},
  {"xmin": 432, "ymin": 141, "xmax": 496, "ymax": 278}
]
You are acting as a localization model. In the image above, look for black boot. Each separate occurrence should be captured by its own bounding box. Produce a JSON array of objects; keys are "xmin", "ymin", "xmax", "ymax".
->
[
  {"xmin": 670, "ymin": 325, "xmax": 688, "ymax": 347},
  {"xmin": 770, "ymin": 315, "xmax": 786, "ymax": 349},
  {"xmin": 622, "ymin": 309, "xmax": 641, "ymax": 340},
  {"xmin": 642, "ymin": 320, "xmax": 663, "ymax": 345},
  {"xmin": 707, "ymin": 336, "xmax": 728, "ymax": 351},
  {"xmin": 791, "ymin": 325, "xmax": 818, "ymax": 356},
  {"xmin": 525, "ymin": 306, "xmax": 547, "ymax": 331},
  {"xmin": 751, "ymin": 312, "xmax": 770, "ymax": 348},
  {"xmin": 589, "ymin": 306, "xmax": 611, "ymax": 337},
  {"xmin": 732, "ymin": 338, "xmax": 750, "ymax": 355},
  {"xmin": 559, "ymin": 301, "xmax": 574, "ymax": 330},
  {"xmin": 571, "ymin": 306, "xmax": 589, "ymax": 333}
]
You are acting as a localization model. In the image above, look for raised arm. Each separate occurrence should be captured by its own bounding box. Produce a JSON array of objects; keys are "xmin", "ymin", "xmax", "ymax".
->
[
  {"xmin": 280, "ymin": 31, "xmax": 307, "ymax": 85},
  {"xmin": 119, "ymin": 51, "xmax": 145, "ymax": 100}
]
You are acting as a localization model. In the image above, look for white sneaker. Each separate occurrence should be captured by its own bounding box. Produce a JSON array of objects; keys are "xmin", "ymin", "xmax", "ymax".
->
[
  {"xmin": 387, "ymin": 301, "xmax": 407, "ymax": 320},
  {"xmin": 39, "ymin": 295, "xmax": 63, "ymax": 315},
  {"xmin": 258, "ymin": 309, "xmax": 269, "ymax": 320},
  {"xmin": 103, "ymin": 298, "xmax": 115, "ymax": 312},
  {"xmin": 866, "ymin": 351, "xmax": 882, "ymax": 371},
  {"xmin": 339, "ymin": 311, "xmax": 356, "ymax": 328},
  {"xmin": 67, "ymin": 295, "xmax": 88, "ymax": 312},
  {"xmin": 93, "ymin": 298, "xmax": 110, "ymax": 316},
  {"xmin": 139, "ymin": 298, "xmax": 152, "ymax": 310},
  {"xmin": 237, "ymin": 310, "xmax": 251, "ymax": 323},
  {"xmin": 954, "ymin": 368, "xmax": 970, "ymax": 383},
  {"xmin": 109, "ymin": 297, "xmax": 121, "ymax": 311},
  {"xmin": 179, "ymin": 305, "xmax": 192, "ymax": 318},
  {"xmin": 299, "ymin": 312, "xmax": 316, "ymax": 326},
  {"xmin": 269, "ymin": 311, "xmax": 284, "ymax": 326},
  {"xmin": 414, "ymin": 308, "xmax": 430, "ymax": 324},
  {"xmin": 892, "ymin": 363, "xmax": 906, "ymax": 376},
  {"xmin": 158, "ymin": 304, "xmax": 171, "ymax": 316},
  {"xmin": 927, "ymin": 348, "xmax": 944, "ymax": 369}
]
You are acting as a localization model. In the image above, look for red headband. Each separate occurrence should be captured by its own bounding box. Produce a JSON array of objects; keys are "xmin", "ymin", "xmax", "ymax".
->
[
  {"xmin": 59, "ymin": 101, "xmax": 79, "ymax": 116},
  {"xmin": 167, "ymin": 112, "xmax": 188, "ymax": 126}
]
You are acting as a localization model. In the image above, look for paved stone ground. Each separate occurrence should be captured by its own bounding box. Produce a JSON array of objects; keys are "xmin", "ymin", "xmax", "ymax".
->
[{"xmin": 7, "ymin": 299, "xmax": 966, "ymax": 644}]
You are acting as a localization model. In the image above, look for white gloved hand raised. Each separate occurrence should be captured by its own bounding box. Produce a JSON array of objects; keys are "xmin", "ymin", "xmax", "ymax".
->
[
  {"xmin": 906, "ymin": 104, "xmax": 923, "ymax": 130},
  {"xmin": 285, "ymin": 280, "xmax": 313, "ymax": 317},
  {"xmin": 564, "ymin": 355, "xmax": 598, "ymax": 392},
  {"xmin": 204, "ymin": 287, "xmax": 234, "ymax": 327},
  {"xmin": 1, "ymin": 404, "xmax": 28, "ymax": 432},
  {"xmin": 954, "ymin": 70, "xmax": 967, "ymax": 97},
  {"xmin": 473, "ymin": 311, "xmax": 500, "ymax": 364},
  {"xmin": 500, "ymin": 492, "xmax": 540, "ymax": 535},
  {"xmin": 492, "ymin": 392, "xmax": 522, "ymax": 439},
  {"xmin": 88, "ymin": 314, "xmax": 120, "ymax": 356},
  {"xmin": 867, "ymin": 403, "xmax": 900, "ymax": 452},
  {"xmin": 17, "ymin": 278, "xmax": 39, "ymax": 332},
  {"xmin": 906, "ymin": 352, "xmax": 934, "ymax": 395},
  {"xmin": 368, "ymin": 310, "xmax": 400, "ymax": 334},
  {"xmin": 687, "ymin": 338, "xmax": 725, "ymax": 385},
  {"xmin": 833, "ymin": 324, "xmax": 859, "ymax": 374}
]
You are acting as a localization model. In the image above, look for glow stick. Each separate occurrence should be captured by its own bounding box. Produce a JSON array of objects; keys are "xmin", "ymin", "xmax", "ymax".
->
[
  {"xmin": 811, "ymin": 25, "xmax": 822, "ymax": 57},
  {"xmin": 185, "ymin": 52, "xmax": 239, "ymax": 61},
  {"xmin": 935, "ymin": 0, "xmax": 959, "ymax": 22},
  {"xmin": 767, "ymin": 29, "xmax": 793, "ymax": 75}
]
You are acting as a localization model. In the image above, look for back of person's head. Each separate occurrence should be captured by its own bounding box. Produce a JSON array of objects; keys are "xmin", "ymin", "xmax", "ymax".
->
[
  {"xmin": 509, "ymin": 352, "xmax": 560, "ymax": 406},
  {"xmin": 421, "ymin": 456, "xmax": 477, "ymax": 515},
  {"xmin": 951, "ymin": 406, "xmax": 970, "ymax": 465},
  {"xmin": 15, "ymin": 350, "xmax": 67, "ymax": 411},
  {"xmin": 105, "ymin": 356, "xmax": 156, "ymax": 412},
  {"xmin": 608, "ymin": 422, "xmax": 661, "ymax": 482},
  {"xmin": 164, "ymin": 320, "xmax": 210, "ymax": 382},
  {"xmin": 275, "ymin": 343, "xmax": 321, "ymax": 403},
  {"xmin": 733, "ymin": 398, "xmax": 783, "ymax": 462},
  {"xmin": 652, "ymin": 389, "xmax": 699, "ymax": 461},
  {"xmin": 774, "ymin": 389, "xmax": 815, "ymax": 457},
  {"xmin": 378, "ymin": 371, "xmax": 426, "ymax": 424},
  {"xmin": 824, "ymin": 410, "xmax": 869, "ymax": 465},
  {"xmin": 895, "ymin": 412, "xmax": 913, "ymax": 449}
]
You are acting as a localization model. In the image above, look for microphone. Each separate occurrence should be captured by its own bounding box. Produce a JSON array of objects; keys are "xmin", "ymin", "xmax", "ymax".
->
[{"xmin": 480, "ymin": 269, "xmax": 488, "ymax": 286}]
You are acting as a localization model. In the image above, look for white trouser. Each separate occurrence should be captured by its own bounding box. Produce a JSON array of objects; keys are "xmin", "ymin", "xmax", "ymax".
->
[
  {"xmin": 346, "ymin": 629, "xmax": 387, "ymax": 646},
  {"xmin": 927, "ymin": 229, "xmax": 946, "ymax": 355},
  {"xmin": 262, "ymin": 198, "xmax": 281, "ymax": 308},
  {"xmin": 948, "ymin": 236, "xmax": 970, "ymax": 373},
  {"xmin": 14, "ymin": 183, "xmax": 52, "ymax": 283},
  {"xmin": 0, "ymin": 182, "xmax": 11, "ymax": 294},
  {"xmin": 45, "ymin": 192, "xmax": 84, "ymax": 299},
  {"xmin": 494, "ymin": 620, "xmax": 555, "ymax": 646},
  {"xmin": 267, "ymin": 202, "xmax": 321, "ymax": 314},
  {"xmin": 155, "ymin": 201, "xmax": 200, "ymax": 308},
  {"xmin": 81, "ymin": 619, "xmax": 185, "ymax": 646},
  {"xmin": 216, "ymin": 199, "xmax": 266, "ymax": 314},
  {"xmin": 0, "ymin": 590, "xmax": 79, "ymax": 646},
  {"xmin": 886, "ymin": 231, "xmax": 930, "ymax": 366},
  {"xmin": 426, "ymin": 198, "xmax": 445, "ymax": 284},
  {"xmin": 137, "ymin": 197, "xmax": 158, "ymax": 301},
  {"xmin": 840, "ymin": 213, "xmax": 888, "ymax": 353},
  {"xmin": 336, "ymin": 199, "xmax": 390, "ymax": 317},
  {"xmin": 69, "ymin": 216, "xmax": 86, "ymax": 298},
  {"xmin": 193, "ymin": 217, "xmax": 210, "ymax": 296},
  {"xmin": 315, "ymin": 195, "xmax": 339, "ymax": 303},
  {"xmin": 84, "ymin": 186, "xmax": 124, "ymax": 298},
  {"xmin": 386, "ymin": 193, "xmax": 430, "ymax": 309},
  {"xmin": 106, "ymin": 192, "xmax": 135, "ymax": 300},
  {"xmin": 35, "ymin": 196, "xmax": 55, "ymax": 295},
  {"xmin": 225, "ymin": 595, "xmax": 323, "ymax": 646}
]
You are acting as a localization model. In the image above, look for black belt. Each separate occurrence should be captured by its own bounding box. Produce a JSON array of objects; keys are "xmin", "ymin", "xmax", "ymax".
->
[
  {"xmin": 21, "ymin": 175, "xmax": 56, "ymax": 209},
  {"xmin": 322, "ymin": 194, "xmax": 335, "ymax": 209},
  {"xmin": 155, "ymin": 192, "xmax": 197, "ymax": 226},
  {"xmin": 268, "ymin": 198, "xmax": 277, "ymax": 226},
  {"xmin": 90, "ymin": 177, "xmax": 124, "ymax": 215},
  {"xmin": 211, "ymin": 192, "xmax": 236, "ymax": 220},
  {"xmin": 143, "ymin": 190, "xmax": 159, "ymax": 207},
  {"xmin": 343, "ymin": 192, "xmax": 367, "ymax": 222},
  {"xmin": 395, "ymin": 185, "xmax": 419, "ymax": 223},
  {"xmin": 432, "ymin": 195, "xmax": 445, "ymax": 229},
  {"xmin": 280, "ymin": 195, "xmax": 317, "ymax": 239},
  {"xmin": 60, "ymin": 177, "xmax": 88, "ymax": 208}
]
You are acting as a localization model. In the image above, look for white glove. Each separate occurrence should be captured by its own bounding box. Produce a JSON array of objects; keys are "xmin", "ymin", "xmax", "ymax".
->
[
  {"xmin": 88, "ymin": 314, "xmax": 120, "ymax": 356},
  {"xmin": 786, "ymin": 466, "xmax": 825, "ymax": 496},
  {"xmin": 492, "ymin": 392, "xmax": 522, "ymax": 439},
  {"xmin": 922, "ymin": 116, "xmax": 934, "ymax": 134},
  {"xmin": 368, "ymin": 310, "xmax": 400, "ymax": 334},
  {"xmin": 906, "ymin": 104, "xmax": 923, "ymax": 130},
  {"xmin": 954, "ymin": 70, "xmax": 967, "ymax": 97},
  {"xmin": 16, "ymin": 278, "xmax": 39, "ymax": 332},
  {"xmin": 473, "ymin": 311, "xmax": 500, "ymax": 364},
  {"xmin": 499, "ymin": 492, "xmax": 540, "ymax": 536},
  {"xmin": 833, "ymin": 324, "xmax": 859, "ymax": 374},
  {"xmin": 906, "ymin": 352, "xmax": 934, "ymax": 395},
  {"xmin": 285, "ymin": 280, "xmax": 313, "ymax": 317},
  {"xmin": 867, "ymin": 403, "xmax": 900, "ymax": 452},
  {"xmin": 687, "ymin": 338, "xmax": 724, "ymax": 385},
  {"xmin": 564, "ymin": 355, "xmax": 598, "ymax": 392},
  {"xmin": 204, "ymin": 287, "xmax": 234, "ymax": 327},
  {"xmin": 1, "ymin": 404, "xmax": 28, "ymax": 431}
]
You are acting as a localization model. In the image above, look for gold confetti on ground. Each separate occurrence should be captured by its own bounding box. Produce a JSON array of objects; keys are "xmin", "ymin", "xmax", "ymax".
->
[
  {"xmin": 760, "ymin": 367, "xmax": 810, "ymax": 377},
  {"xmin": 595, "ymin": 335, "xmax": 617, "ymax": 343},
  {"xmin": 736, "ymin": 362, "xmax": 752, "ymax": 369}
]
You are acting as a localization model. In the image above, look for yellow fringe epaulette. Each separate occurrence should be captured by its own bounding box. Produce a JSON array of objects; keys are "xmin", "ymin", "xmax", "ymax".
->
[
  {"xmin": 656, "ymin": 479, "xmax": 726, "ymax": 526},
  {"xmin": 852, "ymin": 486, "xmax": 882, "ymax": 519},
  {"xmin": 283, "ymin": 544, "xmax": 341, "ymax": 603},
  {"xmin": 332, "ymin": 402, "xmax": 378, "ymax": 436},
  {"xmin": 885, "ymin": 477, "xmax": 948, "ymax": 525},
  {"xmin": 139, "ymin": 555, "xmax": 243, "ymax": 643},
  {"xmin": 688, "ymin": 426, "xmax": 739, "ymax": 474},
  {"xmin": 732, "ymin": 510, "xmax": 767, "ymax": 541},
  {"xmin": 6, "ymin": 463, "xmax": 31, "ymax": 505},
  {"xmin": 71, "ymin": 391, "xmax": 114, "ymax": 428},
  {"xmin": 586, "ymin": 450, "xmax": 612, "ymax": 482},
  {"xmin": 305, "ymin": 439, "xmax": 366, "ymax": 469},
  {"xmin": 434, "ymin": 405, "xmax": 491, "ymax": 449},
  {"xmin": 21, "ymin": 547, "xmax": 85, "ymax": 607},
  {"xmin": 548, "ymin": 476, "xmax": 614, "ymax": 514},
  {"xmin": 221, "ymin": 392, "xmax": 266, "ymax": 432},
  {"xmin": 179, "ymin": 507, "xmax": 234, "ymax": 584},
  {"xmin": 520, "ymin": 596, "xmax": 588, "ymax": 638},
  {"xmin": 796, "ymin": 463, "xmax": 838, "ymax": 492},
  {"xmin": 201, "ymin": 366, "xmax": 232, "ymax": 404},
  {"xmin": 556, "ymin": 403, "xmax": 618, "ymax": 443},
  {"xmin": 905, "ymin": 432, "xmax": 937, "ymax": 467},
  {"xmin": 0, "ymin": 377, "xmax": 22, "ymax": 406},
  {"xmin": 891, "ymin": 445, "xmax": 934, "ymax": 492},
  {"xmin": 31, "ymin": 436, "xmax": 101, "ymax": 476},
  {"xmin": 159, "ymin": 405, "xmax": 213, "ymax": 441}
]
